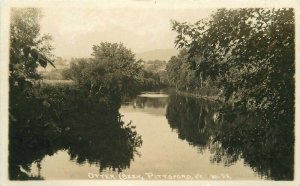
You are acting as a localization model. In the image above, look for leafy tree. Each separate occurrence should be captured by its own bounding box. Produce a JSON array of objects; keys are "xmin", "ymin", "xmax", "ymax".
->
[
  {"xmin": 172, "ymin": 8, "xmax": 295, "ymax": 123},
  {"xmin": 91, "ymin": 42, "xmax": 143, "ymax": 94},
  {"xmin": 62, "ymin": 58, "xmax": 93, "ymax": 86},
  {"xmin": 10, "ymin": 8, "xmax": 54, "ymax": 79},
  {"xmin": 166, "ymin": 49, "xmax": 202, "ymax": 91},
  {"xmin": 138, "ymin": 59, "xmax": 168, "ymax": 90},
  {"xmin": 143, "ymin": 60, "xmax": 167, "ymax": 73},
  {"xmin": 10, "ymin": 8, "xmax": 55, "ymax": 121},
  {"xmin": 64, "ymin": 43, "xmax": 144, "ymax": 102}
]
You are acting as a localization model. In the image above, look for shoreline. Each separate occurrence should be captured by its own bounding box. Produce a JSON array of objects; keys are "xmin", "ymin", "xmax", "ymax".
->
[{"xmin": 174, "ymin": 90, "xmax": 224, "ymax": 103}]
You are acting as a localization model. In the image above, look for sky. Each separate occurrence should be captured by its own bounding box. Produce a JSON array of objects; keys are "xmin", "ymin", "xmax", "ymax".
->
[{"xmin": 40, "ymin": 8, "xmax": 214, "ymax": 59}]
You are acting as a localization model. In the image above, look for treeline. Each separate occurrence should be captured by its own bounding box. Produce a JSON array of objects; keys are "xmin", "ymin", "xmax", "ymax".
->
[
  {"xmin": 166, "ymin": 49, "xmax": 220, "ymax": 97},
  {"xmin": 43, "ymin": 56, "xmax": 168, "ymax": 91},
  {"xmin": 141, "ymin": 59, "xmax": 168, "ymax": 88},
  {"xmin": 167, "ymin": 8, "xmax": 294, "ymax": 124},
  {"xmin": 61, "ymin": 43, "xmax": 168, "ymax": 99}
]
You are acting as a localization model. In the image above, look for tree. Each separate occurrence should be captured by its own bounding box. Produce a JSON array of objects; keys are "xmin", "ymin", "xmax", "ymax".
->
[
  {"xmin": 91, "ymin": 42, "xmax": 143, "ymax": 94},
  {"xmin": 63, "ymin": 58, "xmax": 93, "ymax": 86},
  {"xmin": 143, "ymin": 60, "xmax": 167, "ymax": 73},
  {"xmin": 166, "ymin": 49, "xmax": 201, "ymax": 91},
  {"xmin": 10, "ymin": 8, "xmax": 54, "ymax": 78},
  {"xmin": 64, "ymin": 42, "xmax": 144, "ymax": 100},
  {"xmin": 172, "ymin": 8, "xmax": 295, "ymax": 123},
  {"xmin": 91, "ymin": 42, "xmax": 140, "ymax": 77},
  {"xmin": 10, "ymin": 8, "xmax": 55, "ymax": 121}
]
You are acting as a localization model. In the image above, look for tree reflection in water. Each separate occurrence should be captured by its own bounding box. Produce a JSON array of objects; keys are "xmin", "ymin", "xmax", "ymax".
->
[
  {"xmin": 133, "ymin": 96, "xmax": 168, "ymax": 109},
  {"xmin": 166, "ymin": 94, "xmax": 294, "ymax": 180},
  {"xmin": 9, "ymin": 87, "xmax": 142, "ymax": 180}
]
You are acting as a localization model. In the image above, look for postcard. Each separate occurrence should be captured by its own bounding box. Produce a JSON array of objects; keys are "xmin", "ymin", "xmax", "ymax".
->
[{"xmin": 0, "ymin": 0, "xmax": 299, "ymax": 185}]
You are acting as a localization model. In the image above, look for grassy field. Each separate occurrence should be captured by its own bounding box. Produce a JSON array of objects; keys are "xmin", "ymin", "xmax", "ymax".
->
[{"xmin": 40, "ymin": 79, "xmax": 74, "ymax": 85}]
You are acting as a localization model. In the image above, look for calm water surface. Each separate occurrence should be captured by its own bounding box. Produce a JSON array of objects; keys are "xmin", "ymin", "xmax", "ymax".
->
[{"xmin": 12, "ymin": 92, "xmax": 293, "ymax": 180}]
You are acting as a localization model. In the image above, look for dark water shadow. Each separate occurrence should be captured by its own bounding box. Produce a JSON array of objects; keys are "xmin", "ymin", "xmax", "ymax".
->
[
  {"xmin": 166, "ymin": 94, "xmax": 294, "ymax": 180},
  {"xmin": 9, "ymin": 86, "xmax": 142, "ymax": 180}
]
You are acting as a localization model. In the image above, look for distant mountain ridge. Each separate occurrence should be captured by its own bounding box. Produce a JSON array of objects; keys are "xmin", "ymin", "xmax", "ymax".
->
[{"xmin": 135, "ymin": 48, "xmax": 179, "ymax": 62}]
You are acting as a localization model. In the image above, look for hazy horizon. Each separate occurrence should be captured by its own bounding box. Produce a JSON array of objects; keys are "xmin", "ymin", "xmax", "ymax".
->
[{"xmin": 40, "ymin": 8, "xmax": 214, "ymax": 59}]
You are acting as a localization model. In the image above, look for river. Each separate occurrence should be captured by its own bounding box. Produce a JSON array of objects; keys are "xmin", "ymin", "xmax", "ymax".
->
[{"xmin": 10, "ymin": 91, "xmax": 294, "ymax": 180}]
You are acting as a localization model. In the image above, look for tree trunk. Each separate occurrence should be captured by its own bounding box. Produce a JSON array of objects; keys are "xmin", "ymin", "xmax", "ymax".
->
[{"xmin": 200, "ymin": 72, "xmax": 203, "ymax": 88}]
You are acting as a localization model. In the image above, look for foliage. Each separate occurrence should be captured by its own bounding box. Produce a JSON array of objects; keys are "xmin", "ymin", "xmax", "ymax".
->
[
  {"xmin": 63, "ymin": 42, "xmax": 169, "ymax": 98},
  {"xmin": 42, "ymin": 69, "xmax": 65, "ymax": 80},
  {"xmin": 62, "ymin": 58, "xmax": 92, "ymax": 86},
  {"xmin": 167, "ymin": 49, "xmax": 198, "ymax": 91},
  {"xmin": 143, "ymin": 60, "xmax": 167, "ymax": 73},
  {"xmin": 10, "ymin": 8, "xmax": 54, "ymax": 79},
  {"xmin": 140, "ymin": 59, "xmax": 168, "ymax": 89},
  {"xmin": 63, "ymin": 43, "xmax": 144, "ymax": 100},
  {"xmin": 91, "ymin": 42, "xmax": 143, "ymax": 91},
  {"xmin": 9, "ymin": 8, "xmax": 55, "ymax": 122},
  {"xmin": 139, "ymin": 69, "xmax": 166, "ymax": 90},
  {"xmin": 171, "ymin": 8, "xmax": 295, "ymax": 123},
  {"xmin": 166, "ymin": 49, "xmax": 219, "ymax": 98}
]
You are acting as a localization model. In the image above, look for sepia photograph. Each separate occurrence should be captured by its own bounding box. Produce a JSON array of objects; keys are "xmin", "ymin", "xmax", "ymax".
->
[{"xmin": 0, "ymin": 0, "xmax": 299, "ymax": 185}]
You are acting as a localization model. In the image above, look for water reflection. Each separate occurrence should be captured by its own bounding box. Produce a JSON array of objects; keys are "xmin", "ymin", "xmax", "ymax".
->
[
  {"xmin": 166, "ymin": 94, "xmax": 219, "ymax": 151},
  {"xmin": 9, "ymin": 88, "xmax": 142, "ymax": 180},
  {"xmin": 61, "ymin": 110, "xmax": 142, "ymax": 173},
  {"xmin": 122, "ymin": 92, "xmax": 168, "ymax": 116},
  {"xmin": 166, "ymin": 94, "xmax": 294, "ymax": 180},
  {"xmin": 9, "ymin": 89, "xmax": 294, "ymax": 180},
  {"xmin": 134, "ymin": 96, "xmax": 168, "ymax": 109}
]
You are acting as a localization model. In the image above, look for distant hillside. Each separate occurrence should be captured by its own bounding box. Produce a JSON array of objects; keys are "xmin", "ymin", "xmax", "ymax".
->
[{"xmin": 136, "ymin": 48, "xmax": 179, "ymax": 61}]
